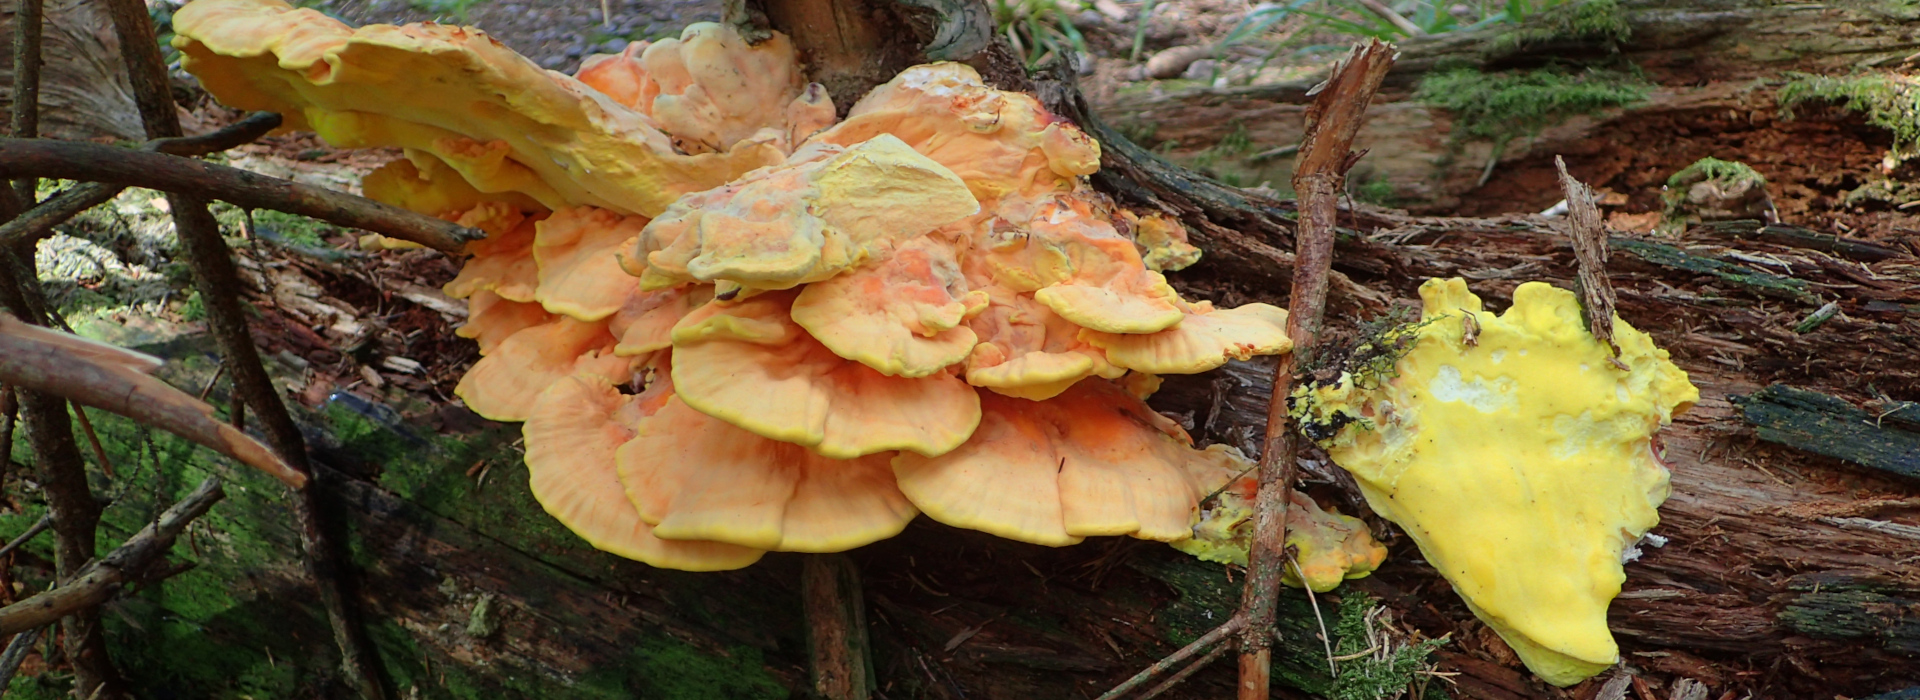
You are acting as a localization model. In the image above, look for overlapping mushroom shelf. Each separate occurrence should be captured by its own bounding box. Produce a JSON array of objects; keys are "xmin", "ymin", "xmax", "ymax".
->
[{"xmin": 172, "ymin": 0, "xmax": 1304, "ymax": 571}]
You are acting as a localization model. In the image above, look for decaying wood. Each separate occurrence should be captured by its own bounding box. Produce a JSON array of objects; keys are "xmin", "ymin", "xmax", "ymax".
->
[
  {"xmin": 0, "ymin": 0, "xmax": 140, "ymax": 141},
  {"xmin": 0, "ymin": 312, "xmax": 305, "ymax": 487},
  {"xmin": 0, "ymin": 138, "xmax": 480, "ymax": 253},
  {"xmin": 1236, "ymin": 38, "xmax": 1393, "ymax": 700},
  {"xmin": 1734, "ymin": 385, "xmax": 1920, "ymax": 481},
  {"xmin": 0, "ymin": 477, "xmax": 223, "ymax": 636},
  {"xmin": 1556, "ymin": 156, "xmax": 1625, "ymax": 363},
  {"xmin": 804, "ymin": 553, "xmax": 873, "ymax": 700},
  {"xmin": 102, "ymin": 1, "xmax": 390, "ymax": 697},
  {"xmin": 1094, "ymin": 0, "xmax": 1920, "ymax": 213}
]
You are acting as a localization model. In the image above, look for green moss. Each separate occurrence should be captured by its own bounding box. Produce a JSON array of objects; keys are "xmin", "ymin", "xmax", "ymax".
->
[
  {"xmin": 1666, "ymin": 157, "xmax": 1765, "ymax": 189},
  {"xmin": 1488, "ymin": 0, "xmax": 1631, "ymax": 56},
  {"xmin": 1779, "ymin": 72, "xmax": 1920, "ymax": 162},
  {"xmin": 250, "ymin": 208, "xmax": 334, "ymax": 249},
  {"xmin": 1416, "ymin": 66, "xmax": 1650, "ymax": 145},
  {"xmin": 1326, "ymin": 595, "xmax": 1449, "ymax": 700}
]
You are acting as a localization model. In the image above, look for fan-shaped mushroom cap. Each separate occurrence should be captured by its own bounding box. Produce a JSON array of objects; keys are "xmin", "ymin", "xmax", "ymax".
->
[
  {"xmin": 1082, "ymin": 301, "xmax": 1292, "ymax": 375},
  {"xmin": 634, "ymin": 135, "xmax": 979, "ymax": 291},
  {"xmin": 669, "ymin": 290, "xmax": 981, "ymax": 458},
  {"xmin": 531, "ymin": 207, "xmax": 650, "ymax": 322},
  {"xmin": 576, "ymin": 28, "xmax": 835, "ymax": 153},
  {"xmin": 791, "ymin": 234, "xmax": 987, "ymax": 378},
  {"xmin": 1293, "ymin": 278, "xmax": 1698, "ymax": 687},
  {"xmin": 971, "ymin": 194, "xmax": 1184, "ymax": 334},
  {"xmin": 443, "ymin": 203, "xmax": 544, "ymax": 302},
  {"xmin": 892, "ymin": 380, "xmax": 1237, "ymax": 546},
  {"xmin": 810, "ymin": 62, "xmax": 1099, "ymax": 203},
  {"xmin": 524, "ymin": 372, "xmax": 764, "ymax": 570},
  {"xmin": 574, "ymin": 41, "xmax": 658, "ymax": 114},
  {"xmin": 1123, "ymin": 210, "xmax": 1202, "ymax": 273},
  {"xmin": 615, "ymin": 395, "xmax": 917, "ymax": 552},
  {"xmin": 1173, "ymin": 471, "xmax": 1388, "ymax": 592},
  {"xmin": 610, "ymin": 285, "xmax": 712, "ymax": 357},
  {"xmin": 455, "ymin": 316, "xmax": 628, "ymax": 421},
  {"xmin": 172, "ymin": 0, "xmax": 783, "ymax": 216},
  {"xmin": 457, "ymin": 290, "xmax": 554, "ymax": 355},
  {"xmin": 362, "ymin": 155, "xmax": 546, "ymax": 219},
  {"xmin": 962, "ymin": 286, "xmax": 1120, "ymax": 401}
]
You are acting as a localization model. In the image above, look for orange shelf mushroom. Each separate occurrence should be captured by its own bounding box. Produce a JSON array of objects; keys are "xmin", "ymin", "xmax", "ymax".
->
[{"xmin": 176, "ymin": 0, "xmax": 1302, "ymax": 572}]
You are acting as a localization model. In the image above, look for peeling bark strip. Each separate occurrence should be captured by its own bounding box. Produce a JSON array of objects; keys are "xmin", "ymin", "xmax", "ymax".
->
[
  {"xmin": 0, "ymin": 139, "xmax": 481, "ymax": 252},
  {"xmin": 1556, "ymin": 156, "xmax": 1625, "ymax": 364},
  {"xmin": 1733, "ymin": 385, "xmax": 1920, "ymax": 481},
  {"xmin": 804, "ymin": 553, "xmax": 873, "ymax": 700}
]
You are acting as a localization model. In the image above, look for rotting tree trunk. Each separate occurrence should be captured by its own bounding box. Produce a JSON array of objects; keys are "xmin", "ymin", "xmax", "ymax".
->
[
  {"xmin": 0, "ymin": 0, "xmax": 140, "ymax": 140},
  {"xmin": 1094, "ymin": 0, "xmax": 1920, "ymax": 216}
]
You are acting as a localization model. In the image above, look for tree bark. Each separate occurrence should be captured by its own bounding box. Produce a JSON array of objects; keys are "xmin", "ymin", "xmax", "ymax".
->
[
  {"xmin": 0, "ymin": 0, "xmax": 140, "ymax": 140},
  {"xmin": 1093, "ymin": 0, "xmax": 1920, "ymax": 215}
]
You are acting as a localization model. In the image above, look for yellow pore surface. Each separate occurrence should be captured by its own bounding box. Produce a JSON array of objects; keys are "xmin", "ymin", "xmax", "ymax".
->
[{"xmin": 1298, "ymin": 278, "xmax": 1697, "ymax": 686}]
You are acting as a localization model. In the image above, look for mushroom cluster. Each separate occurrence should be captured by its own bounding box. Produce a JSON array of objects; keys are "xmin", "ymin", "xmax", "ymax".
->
[
  {"xmin": 173, "ymin": 0, "xmax": 1300, "ymax": 571},
  {"xmin": 1292, "ymin": 278, "xmax": 1698, "ymax": 686}
]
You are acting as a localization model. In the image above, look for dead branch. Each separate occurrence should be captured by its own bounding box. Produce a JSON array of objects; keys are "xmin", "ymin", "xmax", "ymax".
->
[
  {"xmin": 0, "ymin": 477, "xmax": 223, "ymax": 636},
  {"xmin": 1236, "ymin": 39, "xmax": 1394, "ymax": 700},
  {"xmin": 0, "ymin": 513, "xmax": 49, "ymax": 560},
  {"xmin": 0, "ymin": 313, "xmax": 306, "ymax": 486},
  {"xmin": 0, "ymin": 111, "xmax": 283, "ymax": 250},
  {"xmin": 1097, "ymin": 615, "xmax": 1246, "ymax": 700},
  {"xmin": 101, "ymin": 2, "xmax": 388, "ymax": 696},
  {"xmin": 0, "ymin": 625, "xmax": 43, "ymax": 691},
  {"xmin": 0, "ymin": 138, "xmax": 478, "ymax": 253}
]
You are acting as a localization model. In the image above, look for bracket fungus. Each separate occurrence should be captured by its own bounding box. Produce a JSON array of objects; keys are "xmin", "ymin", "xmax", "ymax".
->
[
  {"xmin": 1172, "ymin": 473, "xmax": 1388, "ymax": 592},
  {"xmin": 1293, "ymin": 278, "xmax": 1698, "ymax": 686},
  {"xmin": 175, "ymin": 0, "xmax": 1300, "ymax": 572}
]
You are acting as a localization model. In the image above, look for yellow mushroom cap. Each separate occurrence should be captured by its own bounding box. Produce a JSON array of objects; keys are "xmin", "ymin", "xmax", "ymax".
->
[
  {"xmin": 970, "ymin": 194, "xmax": 1184, "ymax": 333},
  {"xmin": 892, "ymin": 380, "xmax": 1237, "ymax": 547},
  {"xmin": 1081, "ymin": 301, "xmax": 1293, "ymax": 375},
  {"xmin": 457, "ymin": 290, "xmax": 554, "ymax": 355},
  {"xmin": 610, "ymin": 284, "xmax": 713, "ymax": 357},
  {"xmin": 531, "ymin": 206, "xmax": 650, "ymax": 322},
  {"xmin": 523, "ymin": 372, "xmax": 764, "ymax": 570},
  {"xmin": 811, "ymin": 62, "xmax": 1100, "ymax": 203},
  {"xmin": 171, "ymin": 0, "xmax": 782, "ymax": 216},
  {"xmin": 574, "ymin": 40, "xmax": 658, "ymax": 114},
  {"xmin": 790, "ymin": 234, "xmax": 987, "ymax": 378},
  {"xmin": 636, "ymin": 135, "xmax": 979, "ymax": 291},
  {"xmin": 1171, "ymin": 469, "xmax": 1388, "ymax": 592},
  {"xmin": 443, "ymin": 203, "xmax": 543, "ymax": 302},
  {"xmin": 1294, "ymin": 278, "xmax": 1698, "ymax": 687},
  {"xmin": 1124, "ymin": 210, "xmax": 1203, "ymax": 273},
  {"xmin": 669, "ymin": 290, "xmax": 982, "ymax": 458},
  {"xmin": 363, "ymin": 152, "xmax": 549, "ymax": 218},
  {"xmin": 614, "ymin": 394, "xmax": 917, "ymax": 552},
  {"xmin": 645, "ymin": 24, "xmax": 816, "ymax": 154},
  {"xmin": 454, "ymin": 316, "xmax": 629, "ymax": 422},
  {"xmin": 961, "ymin": 286, "xmax": 1120, "ymax": 401}
]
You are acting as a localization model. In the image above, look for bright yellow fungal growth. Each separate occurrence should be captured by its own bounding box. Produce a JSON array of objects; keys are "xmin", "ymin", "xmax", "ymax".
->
[
  {"xmin": 1294, "ymin": 278, "xmax": 1698, "ymax": 686},
  {"xmin": 1172, "ymin": 470, "xmax": 1387, "ymax": 592},
  {"xmin": 171, "ymin": 0, "xmax": 785, "ymax": 216}
]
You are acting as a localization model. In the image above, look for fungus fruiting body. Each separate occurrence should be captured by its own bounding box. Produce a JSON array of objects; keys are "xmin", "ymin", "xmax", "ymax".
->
[
  {"xmin": 1293, "ymin": 278, "xmax": 1698, "ymax": 686},
  {"xmin": 174, "ymin": 0, "xmax": 1299, "ymax": 573}
]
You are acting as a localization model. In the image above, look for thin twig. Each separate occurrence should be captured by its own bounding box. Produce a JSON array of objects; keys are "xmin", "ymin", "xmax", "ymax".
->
[
  {"xmin": 0, "ymin": 384, "xmax": 15, "ymax": 497},
  {"xmin": 1096, "ymin": 615, "xmax": 1246, "ymax": 700},
  {"xmin": 0, "ymin": 112, "xmax": 283, "ymax": 250},
  {"xmin": 0, "ymin": 139, "xmax": 480, "ymax": 253},
  {"xmin": 0, "ymin": 477, "xmax": 223, "ymax": 636},
  {"xmin": 1137, "ymin": 644, "xmax": 1230, "ymax": 700},
  {"xmin": 0, "ymin": 624, "xmax": 43, "ymax": 693},
  {"xmin": 0, "ymin": 514, "xmax": 49, "ymax": 561},
  {"xmin": 1234, "ymin": 40, "xmax": 1394, "ymax": 700},
  {"xmin": 1351, "ymin": 0, "xmax": 1424, "ymax": 36},
  {"xmin": 71, "ymin": 408, "xmax": 113, "ymax": 479},
  {"xmin": 1290, "ymin": 554, "xmax": 1335, "ymax": 677},
  {"xmin": 101, "ymin": 3, "xmax": 388, "ymax": 696},
  {"xmin": 8, "ymin": 0, "xmax": 41, "ymax": 208}
]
